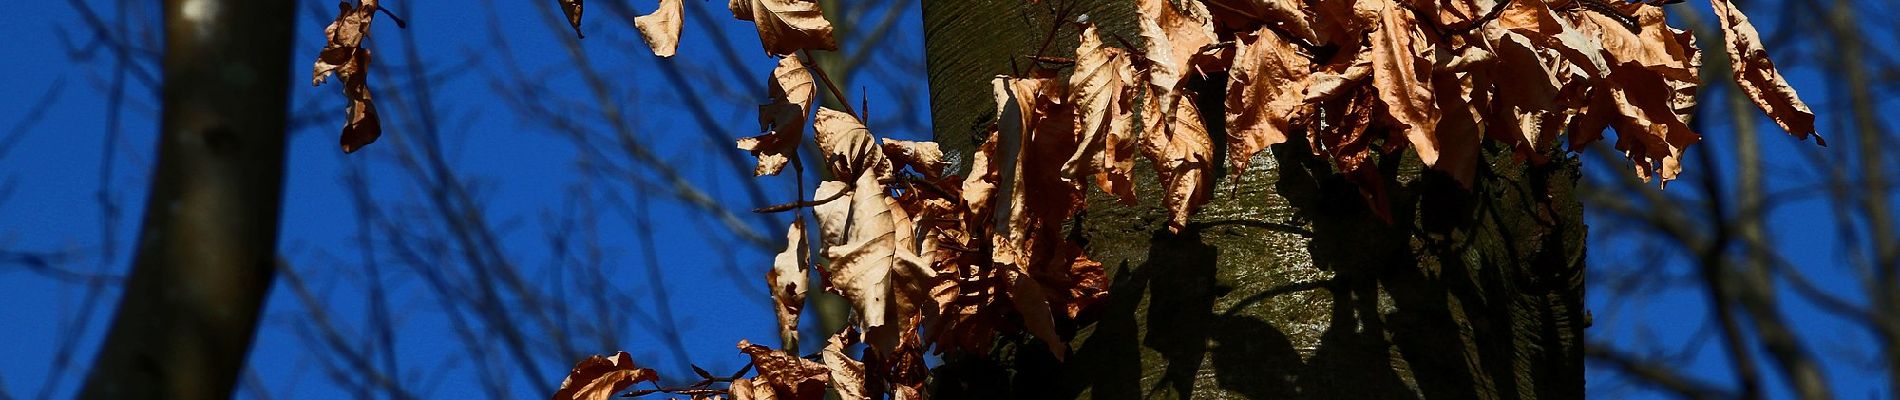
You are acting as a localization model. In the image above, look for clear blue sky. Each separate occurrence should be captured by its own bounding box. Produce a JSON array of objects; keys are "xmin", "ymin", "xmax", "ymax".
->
[{"xmin": 0, "ymin": 1, "xmax": 1886, "ymax": 399}]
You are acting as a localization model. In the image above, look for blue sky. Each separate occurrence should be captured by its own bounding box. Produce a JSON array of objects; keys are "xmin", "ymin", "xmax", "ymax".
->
[{"xmin": 0, "ymin": 0, "xmax": 1888, "ymax": 399}]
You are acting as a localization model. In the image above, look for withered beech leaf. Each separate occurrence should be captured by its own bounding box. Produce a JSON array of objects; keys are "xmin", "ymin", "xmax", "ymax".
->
[
  {"xmin": 728, "ymin": 0, "xmax": 838, "ymax": 55},
  {"xmin": 556, "ymin": 0, "xmax": 584, "ymax": 38},
  {"xmin": 1368, "ymin": 0, "xmax": 1441, "ymax": 166},
  {"xmin": 738, "ymin": 55, "xmax": 815, "ymax": 176},
  {"xmin": 1710, "ymin": 0, "xmax": 1821, "ymax": 144},
  {"xmin": 1204, "ymin": 0, "xmax": 1319, "ymax": 44},
  {"xmin": 822, "ymin": 334, "xmax": 870, "ymax": 400},
  {"xmin": 813, "ymin": 107, "xmax": 891, "ymax": 182},
  {"xmin": 1137, "ymin": 0, "xmax": 1217, "ymax": 92},
  {"xmin": 729, "ymin": 378, "xmax": 778, "ymax": 400},
  {"xmin": 820, "ymin": 171, "xmax": 900, "ymax": 353},
  {"xmin": 1000, "ymin": 249, "xmax": 1066, "ymax": 361},
  {"xmin": 1140, "ymin": 90, "xmax": 1213, "ymax": 234},
  {"xmin": 550, "ymin": 351, "xmax": 658, "ymax": 400},
  {"xmin": 314, "ymin": 0, "xmax": 383, "ymax": 153},
  {"xmin": 1225, "ymin": 26, "xmax": 1312, "ymax": 174},
  {"xmin": 1065, "ymin": 23, "xmax": 1138, "ymax": 203},
  {"xmin": 881, "ymin": 139, "xmax": 950, "ymax": 179},
  {"xmin": 1571, "ymin": 7, "xmax": 1701, "ymax": 183},
  {"xmin": 1162, "ymin": 98, "xmax": 1212, "ymax": 233},
  {"xmin": 767, "ymin": 220, "xmax": 809, "ymax": 350},
  {"xmin": 634, "ymin": 0, "xmax": 684, "ymax": 57},
  {"xmin": 739, "ymin": 340, "xmax": 829, "ymax": 400}
]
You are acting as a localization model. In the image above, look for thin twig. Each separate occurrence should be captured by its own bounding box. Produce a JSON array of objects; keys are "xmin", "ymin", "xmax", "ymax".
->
[{"xmin": 754, "ymin": 185, "xmax": 852, "ymax": 213}]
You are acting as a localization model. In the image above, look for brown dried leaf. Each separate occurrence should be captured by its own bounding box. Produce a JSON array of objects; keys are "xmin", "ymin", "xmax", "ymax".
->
[
  {"xmin": 556, "ymin": 0, "xmax": 584, "ymax": 38},
  {"xmin": 738, "ymin": 340, "xmax": 829, "ymax": 400},
  {"xmin": 728, "ymin": 0, "xmax": 838, "ymax": 55},
  {"xmin": 1571, "ymin": 7, "xmax": 1701, "ymax": 182},
  {"xmin": 550, "ymin": 351, "xmax": 658, "ymax": 400},
  {"xmin": 738, "ymin": 55, "xmax": 815, "ymax": 176},
  {"xmin": 997, "ymin": 246, "xmax": 1066, "ymax": 360},
  {"xmin": 819, "ymin": 171, "xmax": 898, "ymax": 341},
  {"xmin": 635, "ymin": 0, "xmax": 684, "ymax": 57},
  {"xmin": 1710, "ymin": 0, "xmax": 1820, "ymax": 143},
  {"xmin": 1368, "ymin": 0, "xmax": 1441, "ymax": 166},
  {"xmin": 1140, "ymin": 90, "xmax": 1212, "ymax": 233},
  {"xmin": 881, "ymin": 139, "xmax": 950, "ymax": 179},
  {"xmin": 813, "ymin": 107, "xmax": 891, "ymax": 182},
  {"xmin": 1065, "ymin": 23, "xmax": 1139, "ymax": 203},
  {"xmin": 1225, "ymin": 26, "xmax": 1312, "ymax": 173},
  {"xmin": 1203, "ymin": 0, "xmax": 1319, "ymax": 44},
  {"xmin": 1137, "ymin": 0, "xmax": 1217, "ymax": 92},
  {"xmin": 314, "ymin": 1, "xmax": 383, "ymax": 153},
  {"xmin": 767, "ymin": 220, "xmax": 809, "ymax": 350},
  {"xmin": 822, "ymin": 334, "xmax": 869, "ymax": 400},
  {"xmin": 729, "ymin": 378, "xmax": 776, "ymax": 400}
]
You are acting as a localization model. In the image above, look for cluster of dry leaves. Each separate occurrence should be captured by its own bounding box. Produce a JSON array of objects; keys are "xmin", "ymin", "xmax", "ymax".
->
[{"xmin": 303, "ymin": 0, "xmax": 1820, "ymax": 398}]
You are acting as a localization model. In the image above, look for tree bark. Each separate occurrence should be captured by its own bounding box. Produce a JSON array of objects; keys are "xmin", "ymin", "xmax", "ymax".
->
[
  {"xmin": 78, "ymin": 1, "xmax": 294, "ymax": 398},
  {"xmin": 923, "ymin": 1, "xmax": 1587, "ymax": 398}
]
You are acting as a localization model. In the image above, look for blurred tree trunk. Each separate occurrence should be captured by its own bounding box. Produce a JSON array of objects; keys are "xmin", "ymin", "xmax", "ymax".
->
[
  {"xmin": 922, "ymin": 1, "xmax": 1587, "ymax": 398},
  {"xmin": 78, "ymin": 1, "xmax": 294, "ymax": 398}
]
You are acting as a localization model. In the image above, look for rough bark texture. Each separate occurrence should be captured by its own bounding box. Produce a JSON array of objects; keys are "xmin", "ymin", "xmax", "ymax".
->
[
  {"xmin": 78, "ymin": 1, "xmax": 294, "ymax": 398},
  {"xmin": 924, "ymin": 1, "xmax": 1587, "ymax": 398}
]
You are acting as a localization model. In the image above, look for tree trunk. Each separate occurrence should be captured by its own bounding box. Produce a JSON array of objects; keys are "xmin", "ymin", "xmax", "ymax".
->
[
  {"xmin": 923, "ymin": 1, "xmax": 1587, "ymax": 398},
  {"xmin": 78, "ymin": 1, "xmax": 294, "ymax": 398}
]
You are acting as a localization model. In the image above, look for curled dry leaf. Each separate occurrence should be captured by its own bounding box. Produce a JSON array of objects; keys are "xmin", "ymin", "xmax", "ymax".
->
[
  {"xmin": 767, "ymin": 220, "xmax": 809, "ymax": 350},
  {"xmin": 1065, "ymin": 23, "xmax": 1139, "ymax": 203},
  {"xmin": 550, "ymin": 351, "xmax": 658, "ymax": 400},
  {"xmin": 881, "ymin": 139, "xmax": 950, "ymax": 179},
  {"xmin": 635, "ymin": 0, "xmax": 684, "ymax": 57},
  {"xmin": 1225, "ymin": 25, "xmax": 1312, "ymax": 174},
  {"xmin": 1570, "ymin": 6, "xmax": 1701, "ymax": 182},
  {"xmin": 729, "ymin": 378, "xmax": 777, "ymax": 400},
  {"xmin": 1368, "ymin": 0, "xmax": 1441, "ymax": 166},
  {"xmin": 738, "ymin": 340, "xmax": 829, "ymax": 400},
  {"xmin": 738, "ymin": 55, "xmax": 815, "ymax": 176},
  {"xmin": 1203, "ymin": 0, "xmax": 1319, "ymax": 44},
  {"xmin": 813, "ymin": 108, "xmax": 891, "ymax": 182},
  {"xmin": 314, "ymin": 0, "xmax": 383, "ymax": 153},
  {"xmin": 810, "ymin": 109, "xmax": 937, "ymax": 355},
  {"xmin": 1710, "ymin": 0, "xmax": 1821, "ymax": 144},
  {"xmin": 559, "ymin": 0, "xmax": 585, "ymax": 38},
  {"xmin": 1140, "ymin": 91, "xmax": 1213, "ymax": 233},
  {"xmin": 1137, "ymin": 0, "xmax": 1217, "ymax": 93},
  {"xmin": 728, "ymin": 0, "xmax": 838, "ymax": 55},
  {"xmin": 822, "ymin": 334, "xmax": 869, "ymax": 400}
]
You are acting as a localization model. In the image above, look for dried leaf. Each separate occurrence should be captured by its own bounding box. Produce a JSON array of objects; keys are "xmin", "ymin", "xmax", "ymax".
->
[
  {"xmin": 1225, "ymin": 26, "xmax": 1312, "ymax": 173},
  {"xmin": 738, "ymin": 55, "xmax": 815, "ymax": 176},
  {"xmin": 1368, "ymin": 0, "xmax": 1441, "ymax": 165},
  {"xmin": 813, "ymin": 108, "xmax": 891, "ymax": 182},
  {"xmin": 738, "ymin": 340, "xmax": 829, "ymax": 400},
  {"xmin": 314, "ymin": 0, "xmax": 384, "ymax": 153},
  {"xmin": 730, "ymin": 378, "xmax": 776, "ymax": 400},
  {"xmin": 1203, "ymin": 0, "xmax": 1319, "ymax": 44},
  {"xmin": 1140, "ymin": 90, "xmax": 1213, "ymax": 233},
  {"xmin": 635, "ymin": 0, "xmax": 684, "ymax": 57},
  {"xmin": 1571, "ymin": 7, "xmax": 1701, "ymax": 182},
  {"xmin": 550, "ymin": 351, "xmax": 659, "ymax": 400},
  {"xmin": 997, "ymin": 245, "xmax": 1066, "ymax": 360},
  {"xmin": 1137, "ymin": 0, "xmax": 1217, "ymax": 92},
  {"xmin": 881, "ymin": 139, "xmax": 951, "ymax": 179},
  {"xmin": 559, "ymin": 0, "xmax": 585, "ymax": 38},
  {"xmin": 1065, "ymin": 23, "xmax": 1139, "ymax": 203},
  {"xmin": 822, "ymin": 334, "xmax": 869, "ymax": 400},
  {"xmin": 728, "ymin": 0, "xmax": 838, "ymax": 55},
  {"xmin": 767, "ymin": 220, "xmax": 809, "ymax": 350},
  {"xmin": 1710, "ymin": 0, "xmax": 1821, "ymax": 144}
]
